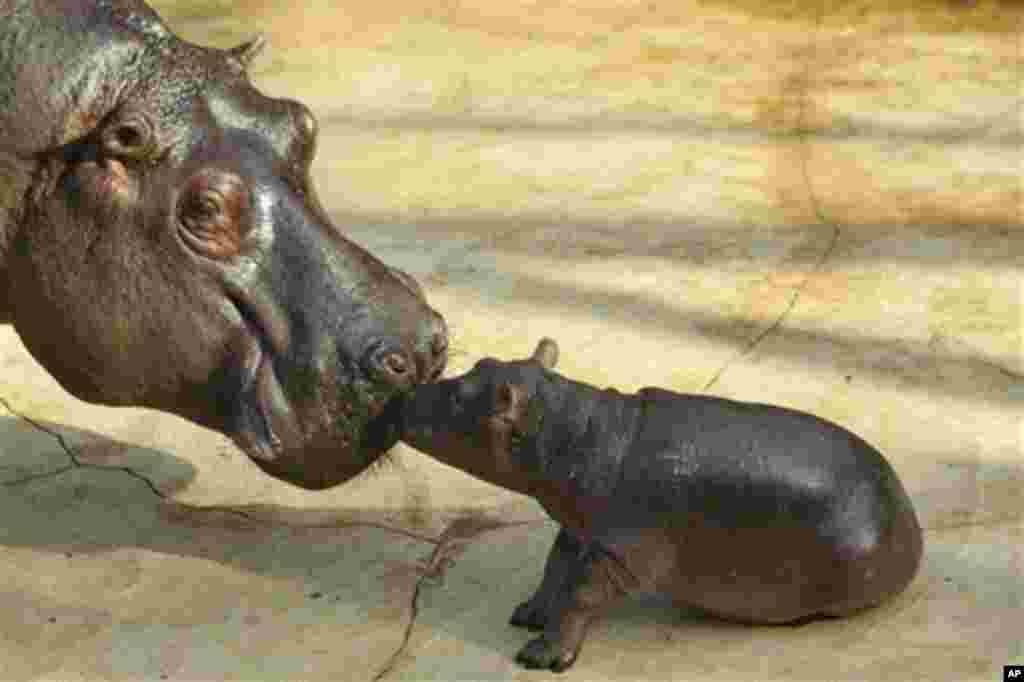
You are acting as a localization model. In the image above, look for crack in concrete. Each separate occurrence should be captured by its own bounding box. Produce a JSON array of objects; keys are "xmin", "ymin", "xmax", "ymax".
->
[
  {"xmin": 371, "ymin": 546, "xmax": 436, "ymax": 682},
  {"xmin": 372, "ymin": 515, "xmax": 540, "ymax": 681},
  {"xmin": 2, "ymin": 395, "xmax": 540, "ymax": 680},
  {"xmin": 0, "ymin": 396, "xmax": 168, "ymax": 498},
  {"xmin": 1, "ymin": 463, "xmax": 76, "ymax": 487},
  {"xmin": 372, "ymin": 520, "xmax": 469, "ymax": 682},
  {"xmin": 703, "ymin": 3, "xmax": 840, "ymax": 394},
  {"xmin": 990, "ymin": 360, "xmax": 1023, "ymax": 382},
  {"xmin": 0, "ymin": 396, "xmax": 440, "ymax": 544},
  {"xmin": 3, "ymin": 393, "xmax": 464, "ymax": 679}
]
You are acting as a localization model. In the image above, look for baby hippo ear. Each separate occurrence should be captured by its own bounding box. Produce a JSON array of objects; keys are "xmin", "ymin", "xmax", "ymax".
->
[
  {"xmin": 495, "ymin": 382, "xmax": 525, "ymax": 420},
  {"xmin": 532, "ymin": 338, "xmax": 559, "ymax": 369}
]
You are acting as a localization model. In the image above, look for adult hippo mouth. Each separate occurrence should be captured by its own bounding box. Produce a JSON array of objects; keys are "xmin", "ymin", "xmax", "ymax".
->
[
  {"xmin": 229, "ymin": 300, "xmax": 447, "ymax": 467},
  {"xmin": 217, "ymin": 238, "xmax": 449, "ymax": 485},
  {"xmin": 230, "ymin": 312, "xmax": 304, "ymax": 464}
]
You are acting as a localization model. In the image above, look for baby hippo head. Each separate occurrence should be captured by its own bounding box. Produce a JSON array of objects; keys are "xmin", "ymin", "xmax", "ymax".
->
[{"xmin": 401, "ymin": 339, "xmax": 559, "ymax": 481}]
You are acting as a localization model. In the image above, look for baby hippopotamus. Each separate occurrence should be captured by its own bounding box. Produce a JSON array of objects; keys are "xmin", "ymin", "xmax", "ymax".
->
[{"xmin": 401, "ymin": 339, "xmax": 922, "ymax": 672}]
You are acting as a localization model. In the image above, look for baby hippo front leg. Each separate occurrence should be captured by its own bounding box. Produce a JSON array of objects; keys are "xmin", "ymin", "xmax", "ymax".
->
[
  {"xmin": 510, "ymin": 527, "xmax": 584, "ymax": 631},
  {"xmin": 516, "ymin": 543, "xmax": 633, "ymax": 673}
]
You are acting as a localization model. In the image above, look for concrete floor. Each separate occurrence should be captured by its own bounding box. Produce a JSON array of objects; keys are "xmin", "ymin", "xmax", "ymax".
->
[{"xmin": 1, "ymin": 1, "xmax": 1021, "ymax": 680}]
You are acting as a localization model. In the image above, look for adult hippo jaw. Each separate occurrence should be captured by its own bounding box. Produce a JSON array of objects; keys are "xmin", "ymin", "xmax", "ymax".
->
[
  {"xmin": 0, "ymin": 0, "xmax": 447, "ymax": 490},
  {"xmin": 198, "ymin": 138, "xmax": 449, "ymax": 484},
  {"xmin": 182, "ymin": 134, "xmax": 449, "ymax": 482}
]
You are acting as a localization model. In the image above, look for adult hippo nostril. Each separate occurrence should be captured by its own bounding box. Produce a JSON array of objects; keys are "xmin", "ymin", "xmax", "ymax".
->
[
  {"xmin": 364, "ymin": 296, "xmax": 449, "ymax": 388},
  {"xmin": 383, "ymin": 353, "xmax": 409, "ymax": 377},
  {"xmin": 417, "ymin": 312, "xmax": 450, "ymax": 383},
  {"xmin": 369, "ymin": 346, "xmax": 415, "ymax": 389}
]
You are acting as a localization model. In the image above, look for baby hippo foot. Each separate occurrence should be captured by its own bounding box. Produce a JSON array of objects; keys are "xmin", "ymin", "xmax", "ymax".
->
[
  {"xmin": 514, "ymin": 542, "xmax": 632, "ymax": 671},
  {"xmin": 510, "ymin": 528, "xmax": 583, "ymax": 632},
  {"xmin": 509, "ymin": 598, "xmax": 550, "ymax": 631},
  {"xmin": 515, "ymin": 634, "xmax": 579, "ymax": 673}
]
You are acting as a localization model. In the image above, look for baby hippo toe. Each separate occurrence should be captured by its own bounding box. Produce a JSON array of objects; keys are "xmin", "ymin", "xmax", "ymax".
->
[
  {"xmin": 516, "ymin": 635, "xmax": 578, "ymax": 673},
  {"xmin": 509, "ymin": 600, "xmax": 550, "ymax": 631}
]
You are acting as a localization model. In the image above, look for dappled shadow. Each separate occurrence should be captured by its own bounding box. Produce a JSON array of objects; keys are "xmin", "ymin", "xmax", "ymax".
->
[
  {"xmin": 914, "ymin": 458, "xmax": 1024, "ymax": 533},
  {"xmin": 333, "ymin": 211, "xmax": 1022, "ymax": 271},
  {"xmin": 322, "ymin": 107, "xmax": 1024, "ymax": 147},
  {"xmin": 443, "ymin": 267, "xmax": 1020, "ymax": 404},
  {"xmin": 700, "ymin": 0, "xmax": 1024, "ymax": 35},
  {"xmin": 4, "ymin": 0, "xmax": 1018, "ymax": 676},
  {"xmin": 333, "ymin": 209, "xmax": 1020, "ymax": 408}
]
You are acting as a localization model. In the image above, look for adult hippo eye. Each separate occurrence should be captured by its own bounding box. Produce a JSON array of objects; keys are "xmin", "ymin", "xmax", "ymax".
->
[
  {"xmin": 101, "ymin": 112, "xmax": 157, "ymax": 160},
  {"xmin": 177, "ymin": 173, "xmax": 250, "ymax": 260}
]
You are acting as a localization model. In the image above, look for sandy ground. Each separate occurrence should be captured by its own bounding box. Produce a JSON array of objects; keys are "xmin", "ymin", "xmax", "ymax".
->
[{"xmin": 1, "ymin": 1, "xmax": 1021, "ymax": 680}]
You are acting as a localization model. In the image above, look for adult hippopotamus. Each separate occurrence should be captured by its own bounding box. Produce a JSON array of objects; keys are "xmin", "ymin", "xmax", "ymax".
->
[
  {"xmin": 0, "ymin": 0, "xmax": 448, "ymax": 489},
  {"xmin": 401, "ymin": 339, "xmax": 923, "ymax": 672}
]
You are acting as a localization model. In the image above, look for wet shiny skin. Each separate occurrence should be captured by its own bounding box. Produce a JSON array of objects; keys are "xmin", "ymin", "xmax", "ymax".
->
[
  {"xmin": 402, "ymin": 339, "xmax": 923, "ymax": 671},
  {"xmin": 0, "ymin": 0, "xmax": 447, "ymax": 489}
]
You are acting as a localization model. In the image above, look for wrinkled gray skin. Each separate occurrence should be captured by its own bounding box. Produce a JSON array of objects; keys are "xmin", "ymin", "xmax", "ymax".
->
[
  {"xmin": 0, "ymin": 0, "xmax": 448, "ymax": 489},
  {"xmin": 402, "ymin": 339, "xmax": 923, "ymax": 672}
]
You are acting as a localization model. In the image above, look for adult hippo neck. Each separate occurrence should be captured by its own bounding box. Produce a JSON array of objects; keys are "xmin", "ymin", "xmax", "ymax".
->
[{"xmin": 0, "ymin": 0, "xmax": 447, "ymax": 489}]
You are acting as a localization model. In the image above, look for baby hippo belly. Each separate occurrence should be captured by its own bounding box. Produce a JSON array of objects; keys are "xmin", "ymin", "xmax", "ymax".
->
[
  {"xmin": 657, "ymin": 524, "xmax": 890, "ymax": 623},
  {"xmin": 596, "ymin": 478, "xmax": 921, "ymax": 624}
]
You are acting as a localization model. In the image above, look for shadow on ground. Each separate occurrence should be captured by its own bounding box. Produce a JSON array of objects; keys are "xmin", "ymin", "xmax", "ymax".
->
[
  {"xmin": 1, "ymin": 416, "xmax": 1021, "ymax": 679},
  {"xmin": 0, "ymin": 418, "xmax": 434, "ymax": 575}
]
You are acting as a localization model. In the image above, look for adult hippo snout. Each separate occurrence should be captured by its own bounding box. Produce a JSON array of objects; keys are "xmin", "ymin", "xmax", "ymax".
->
[
  {"xmin": 218, "ymin": 160, "xmax": 449, "ymax": 488},
  {"xmin": 0, "ymin": 1, "xmax": 447, "ymax": 490},
  {"xmin": 363, "ymin": 320, "xmax": 450, "ymax": 392}
]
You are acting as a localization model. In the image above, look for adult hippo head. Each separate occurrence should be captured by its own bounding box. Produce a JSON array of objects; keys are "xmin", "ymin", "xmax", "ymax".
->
[{"xmin": 0, "ymin": 0, "xmax": 447, "ymax": 489}]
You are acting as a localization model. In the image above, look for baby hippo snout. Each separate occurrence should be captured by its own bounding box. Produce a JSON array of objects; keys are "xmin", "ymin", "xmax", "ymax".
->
[{"xmin": 396, "ymin": 381, "xmax": 445, "ymax": 446}]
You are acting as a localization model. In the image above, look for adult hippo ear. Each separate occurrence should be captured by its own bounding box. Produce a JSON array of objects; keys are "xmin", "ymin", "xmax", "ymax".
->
[
  {"xmin": 226, "ymin": 34, "xmax": 267, "ymax": 71},
  {"xmin": 0, "ymin": 0, "xmax": 448, "ymax": 490},
  {"xmin": 531, "ymin": 338, "xmax": 559, "ymax": 370}
]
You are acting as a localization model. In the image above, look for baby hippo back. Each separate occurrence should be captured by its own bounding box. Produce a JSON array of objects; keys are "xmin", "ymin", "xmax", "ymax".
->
[{"xmin": 582, "ymin": 388, "xmax": 922, "ymax": 623}]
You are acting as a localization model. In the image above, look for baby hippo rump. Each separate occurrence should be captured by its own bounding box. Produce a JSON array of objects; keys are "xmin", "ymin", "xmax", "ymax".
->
[{"xmin": 401, "ymin": 339, "xmax": 923, "ymax": 672}]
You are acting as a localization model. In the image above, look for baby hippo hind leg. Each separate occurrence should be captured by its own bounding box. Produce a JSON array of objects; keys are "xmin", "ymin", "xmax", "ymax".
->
[
  {"xmin": 515, "ymin": 542, "xmax": 637, "ymax": 673},
  {"xmin": 510, "ymin": 527, "xmax": 582, "ymax": 631}
]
